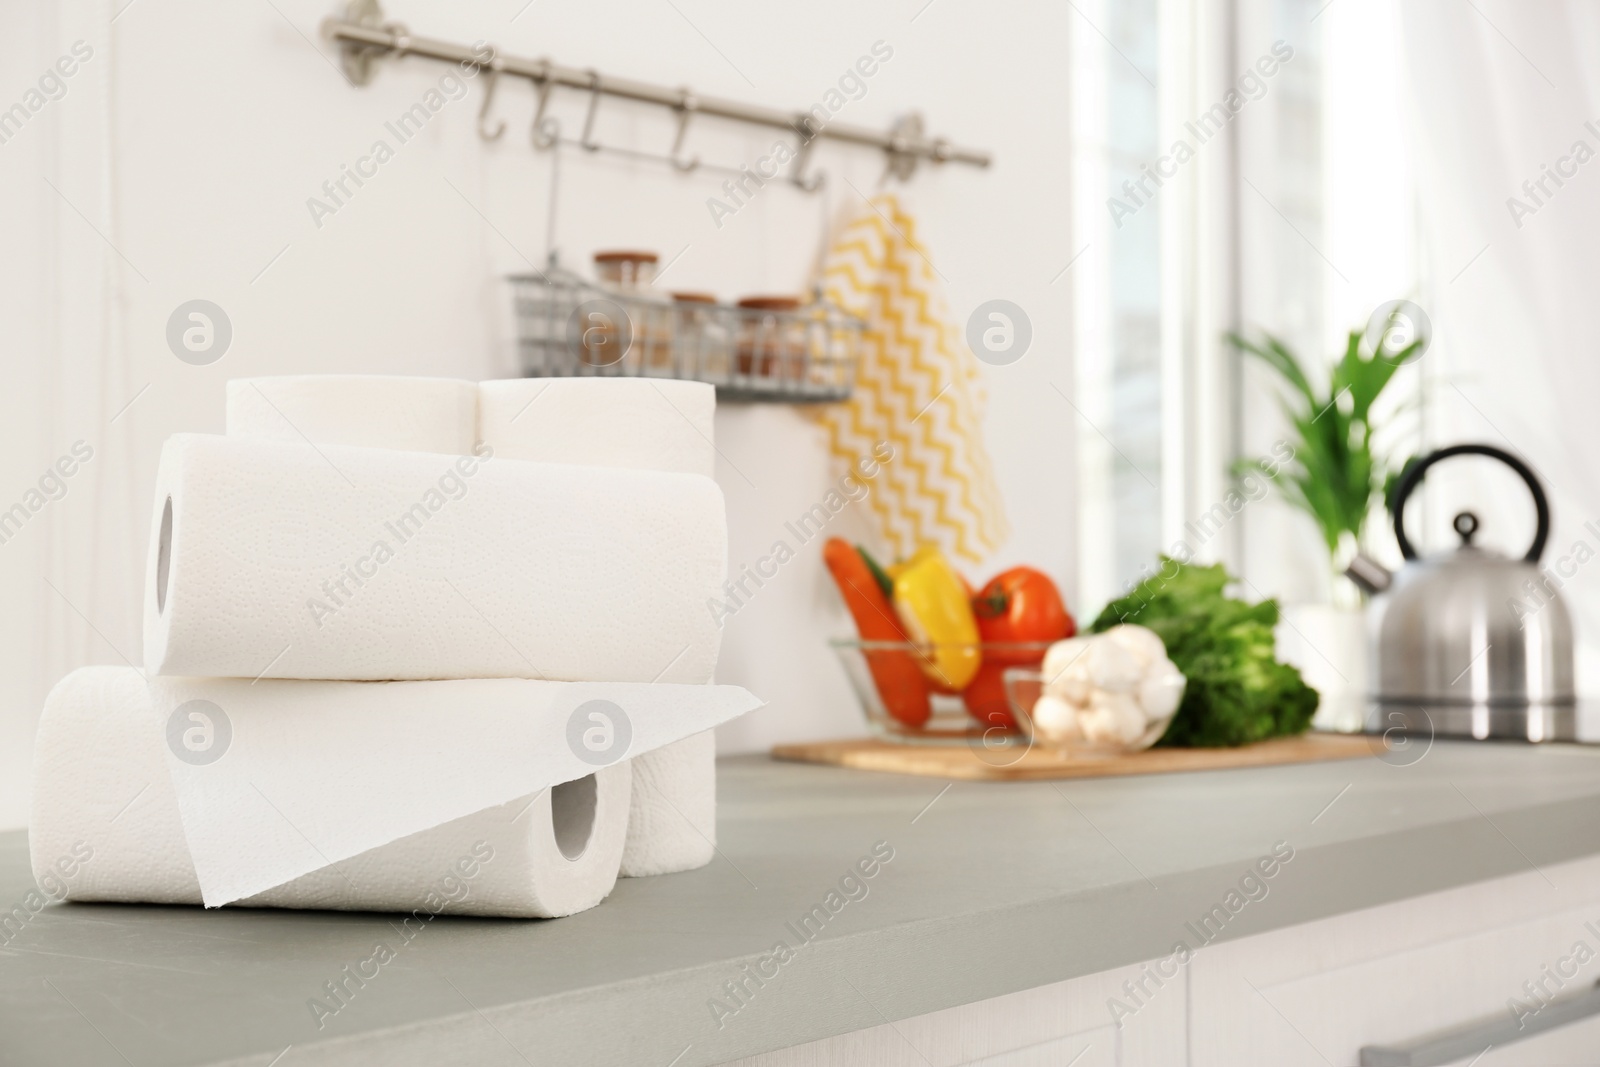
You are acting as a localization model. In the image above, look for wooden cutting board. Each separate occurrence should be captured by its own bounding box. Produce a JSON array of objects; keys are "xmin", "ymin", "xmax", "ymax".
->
[{"xmin": 770, "ymin": 731, "xmax": 1376, "ymax": 781}]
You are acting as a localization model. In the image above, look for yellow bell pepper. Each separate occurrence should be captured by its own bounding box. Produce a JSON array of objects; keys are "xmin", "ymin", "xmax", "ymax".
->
[{"xmin": 892, "ymin": 547, "xmax": 981, "ymax": 690}]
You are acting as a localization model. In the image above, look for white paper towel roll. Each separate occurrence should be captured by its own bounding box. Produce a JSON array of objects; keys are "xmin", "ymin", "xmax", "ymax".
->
[
  {"xmin": 143, "ymin": 433, "xmax": 725, "ymax": 683},
  {"xmin": 617, "ymin": 729, "xmax": 716, "ymax": 876},
  {"xmin": 30, "ymin": 667, "xmax": 759, "ymax": 908},
  {"xmin": 246, "ymin": 770, "xmax": 629, "ymax": 917},
  {"xmin": 30, "ymin": 667, "xmax": 200, "ymax": 907},
  {"xmin": 234, "ymin": 376, "xmax": 726, "ymax": 877},
  {"xmin": 28, "ymin": 668, "xmax": 633, "ymax": 917},
  {"xmin": 479, "ymin": 378, "xmax": 722, "ymax": 877},
  {"xmin": 226, "ymin": 376, "xmax": 478, "ymax": 455},
  {"xmin": 215, "ymin": 375, "xmax": 628, "ymax": 914},
  {"xmin": 478, "ymin": 378, "xmax": 716, "ymax": 478}
]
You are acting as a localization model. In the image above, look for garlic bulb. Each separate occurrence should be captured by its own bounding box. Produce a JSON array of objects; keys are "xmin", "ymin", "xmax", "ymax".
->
[
  {"xmin": 1081, "ymin": 634, "xmax": 1144, "ymax": 693},
  {"xmin": 1033, "ymin": 624, "xmax": 1185, "ymax": 747},
  {"xmin": 1138, "ymin": 658, "xmax": 1186, "ymax": 720},
  {"xmin": 1103, "ymin": 624, "xmax": 1166, "ymax": 669},
  {"xmin": 1040, "ymin": 637, "xmax": 1092, "ymax": 703},
  {"xmin": 1030, "ymin": 694, "xmax": 1081, "ymax": 741},
  {"xmin": 1080, "ymin": 690, "xmax": 1146, "ymax": 745}
]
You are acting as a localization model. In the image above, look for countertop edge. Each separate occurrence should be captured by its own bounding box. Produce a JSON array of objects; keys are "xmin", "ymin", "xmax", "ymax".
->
[{"xmin": 197, "ymin": 787, "xmax": 1600, "ymax": 1067}]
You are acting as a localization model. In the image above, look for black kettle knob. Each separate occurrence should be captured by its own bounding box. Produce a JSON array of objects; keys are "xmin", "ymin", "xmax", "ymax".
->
[{"xmin": 1391, "ymin": 445, "xmax": 1549, "ymax": 562}]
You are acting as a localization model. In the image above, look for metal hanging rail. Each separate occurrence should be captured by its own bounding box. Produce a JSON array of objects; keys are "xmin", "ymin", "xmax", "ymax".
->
[{"xmin": 320, "ymin": 0, "xmax": 992, "ymax": 181}]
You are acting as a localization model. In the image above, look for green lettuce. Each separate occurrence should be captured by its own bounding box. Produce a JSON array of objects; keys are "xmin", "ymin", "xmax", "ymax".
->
[{"xmin": 1090, "ymin": 559, "xmax": 1319, "ymax": 747}]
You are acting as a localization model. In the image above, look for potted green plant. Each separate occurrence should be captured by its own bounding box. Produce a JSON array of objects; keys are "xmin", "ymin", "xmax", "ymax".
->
[{"xmin": 1228, "ymin": 323, "xmax": 1420, "ymax": 729}]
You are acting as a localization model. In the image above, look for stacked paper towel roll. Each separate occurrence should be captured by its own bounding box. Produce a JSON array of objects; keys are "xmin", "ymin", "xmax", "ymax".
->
[
  {"xmin": 28, "ymin": 375, "xmax": 749, "ymax": 917},
  {"xmin": 225, "ymin": 376, "xmax": 478, "ymax": 454},
  {"xmin": 233, "ymin": 375, "xmax": 724, "ymax": 873},
  {"xmin": 144, "ymin": 432, "xmax": 725, "ymax": 682},
  {"xmin": 476, "ymin": 376, "xmax": 716, "ymax": 478},
  {"xmin": 479, "ymin": 378, "xmax": 720, "ymax": 876},
  {"xmin": 30, "ymin": 667, "xmax": 638, "ymax": 916},
  {"xmin": 31, "ymin": 667, "xmax": 756, "ymax": 911}
]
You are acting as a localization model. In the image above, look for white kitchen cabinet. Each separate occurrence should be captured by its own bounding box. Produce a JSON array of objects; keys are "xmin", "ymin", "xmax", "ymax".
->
[
  {"xmin": 1466, "ymin": 1017, "xmax": 1600, "ymax": 1066},
  {"xmin": 1187, "ymin": 851, "xmax": 1600, "ymax": 1065},
  {"xmin": 714, "ymin": 960, "xmax": 1182, "ymax": 1066},
  {"xmin": 722, "ymin": 853, "xmax": 1600, "ymax": 1066}
]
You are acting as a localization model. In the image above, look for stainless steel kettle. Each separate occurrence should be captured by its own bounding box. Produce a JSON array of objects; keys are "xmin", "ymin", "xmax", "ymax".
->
[{"xmin": 1346, "ymin": 443, "xmax": 1576, "ymax": 741}]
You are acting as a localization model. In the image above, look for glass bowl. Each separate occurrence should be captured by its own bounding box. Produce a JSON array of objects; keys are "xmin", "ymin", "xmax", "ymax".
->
[
  {"xmin": 1001, "ymin": 667, "xmax": 1176, "ymax": 756},
  {"xmin": 829, "ymin": 638, "xmax": 1055, "ymax": 747}
]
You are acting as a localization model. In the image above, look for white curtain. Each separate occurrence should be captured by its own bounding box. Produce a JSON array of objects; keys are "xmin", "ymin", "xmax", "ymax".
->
[
  {"xmin": 1400, "ymin": 0, "xmax": 1600, "ymax": 695},
  {"xmin": 0, "ymin": 0, "xmax": 146, "ymax": 824}
]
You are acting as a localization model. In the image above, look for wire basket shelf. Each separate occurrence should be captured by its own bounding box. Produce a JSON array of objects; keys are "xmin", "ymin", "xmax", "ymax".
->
[{"xmin": 509, "ymin": 267, "xmax": 861, "ymax": 403}]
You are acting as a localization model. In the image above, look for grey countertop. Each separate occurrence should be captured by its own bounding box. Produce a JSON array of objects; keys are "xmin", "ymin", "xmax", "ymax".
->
[{"xmin": 8, "ymin": 742, "xmax": 1600, "ymax": 1066}]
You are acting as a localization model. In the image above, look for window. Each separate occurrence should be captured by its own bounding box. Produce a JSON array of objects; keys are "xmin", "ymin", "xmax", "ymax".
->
[
  {"xmin": 1070, "ymin": 0, "xmax": 1166, "ymax": 611},
  {"xmin": 1070, "ymin": 0, "xmax": 1408, "ymax": 609}
]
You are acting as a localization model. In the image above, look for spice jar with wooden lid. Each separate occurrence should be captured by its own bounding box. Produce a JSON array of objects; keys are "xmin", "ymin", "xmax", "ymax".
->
[
  {"xmin": 671, "ymin": 292, "xmax": 727, "ymax": 380},
  {"xmin": 736, "ymin": 296, "xmax": 804, "ymax": 379},
  {"xmin": 593, "ymin": 250, "xmax": 658, "ymax": 290}
]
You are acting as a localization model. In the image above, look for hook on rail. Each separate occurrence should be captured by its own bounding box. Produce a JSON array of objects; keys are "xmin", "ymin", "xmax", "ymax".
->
[
  {"xmin": 476, "ymin": 54, "xmax": 506, "ymax": 141},
  {"xmin": 530, "ymin": 57, "xmax": 558, "ymax": 149},
  {"xmin": 670, "ymin": 88, "xmax": 700, "ymax": 173},
  {"xmin": 790, "ymin": 117, "xmax": 824, "ymax": 192},
  {"xmin": 579, "ymin": 70, "xmax": 603, "ymax": 152}
]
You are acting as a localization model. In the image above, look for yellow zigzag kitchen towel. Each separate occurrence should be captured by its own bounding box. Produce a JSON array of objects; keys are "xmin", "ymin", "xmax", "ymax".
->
[{"xmin": 817, "ymin": 192, "xmax": 1009, "ymax": 563}]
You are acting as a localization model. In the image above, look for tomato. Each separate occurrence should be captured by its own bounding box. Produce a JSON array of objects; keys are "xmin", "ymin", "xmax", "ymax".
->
[
  {"xmin": 962, "ymin": 566, "xmax": 1071, "ymax": 728},
  {"xmin": 971, "ymin": 567, "xmax": 1074, "ymax": 665},
  {"xmin": 961, "ymin": 660, "xmax": 1017, "ymax": 730}
]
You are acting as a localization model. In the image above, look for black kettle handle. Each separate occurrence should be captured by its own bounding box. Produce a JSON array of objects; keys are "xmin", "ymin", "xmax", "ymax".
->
[{"xmin": 1391, "ymin": 443, "xmax": 1550, "ymax": 562}]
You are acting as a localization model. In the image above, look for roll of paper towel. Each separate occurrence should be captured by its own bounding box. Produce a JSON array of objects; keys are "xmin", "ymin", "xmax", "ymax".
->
[
  {"xmin": 479, "ymin": 378, "xmax": 720, "ymax": 876},
  {"xmin": 219, "ymin": 374, "xmax": 629, "ymax": 913},
  {"xmin": 617, "ymin": 728, "xmax": 716, "ymax": 875},
  {"xmin": 226, "ymin": 376, "xmax": 478, "ymax": 455},
  {"xmin": 30, "ymin": 667, "xmax": 760, "ymax": 909},
  {"xmin": 28, "ymin": 668, "xmax": 631, "ymax": 916},
  {"xmin": 222, "ymin": 372, "xmax": 653, "ymax": 900},
  {"xmin": 478, "ymin": 378, "xmax": 716, "ymax": 479},
  {"xmin": 143, "ymin": 433, "xmax": 725, "ymax": 683}
]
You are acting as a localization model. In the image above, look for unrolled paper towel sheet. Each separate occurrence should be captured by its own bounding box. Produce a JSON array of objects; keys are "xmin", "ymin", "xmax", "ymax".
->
[
  {"xmin": 29, "ymin": 667, "xmax": 760, "ymax": 908},
  {"xmin": 479, "ymin": 378, "xmax": 721, "ymax": 876},
  {"xmin": 226, "ymin": 376, "xmax": 478, "ymax": 454},
  {"xmin": 143, "ymin": 433, "xmax": 725, "ymax": 682}
]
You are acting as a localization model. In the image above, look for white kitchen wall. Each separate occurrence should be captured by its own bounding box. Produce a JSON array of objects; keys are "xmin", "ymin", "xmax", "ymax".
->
[{"xmin": 0, "ymin": 0, "xmax": 1076, "ymax": 828}]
